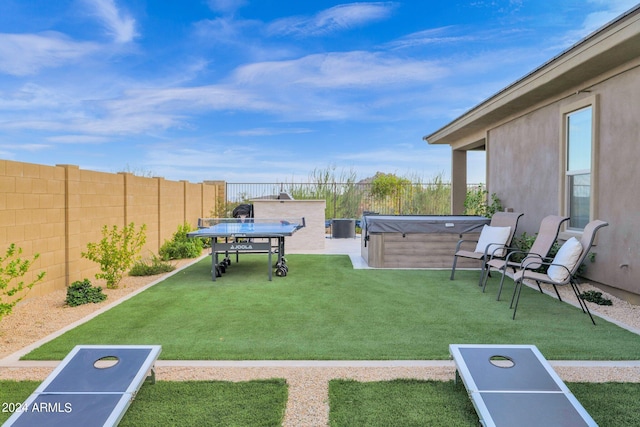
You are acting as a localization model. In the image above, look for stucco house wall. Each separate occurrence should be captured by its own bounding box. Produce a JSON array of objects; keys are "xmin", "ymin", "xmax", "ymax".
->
[
  {"xmin": 488, "ymin": 106, "xmax": 560, "ymax": 231},
  {"xmin": 486, "ymin": 65, "xmax": 640, "ymax": 299},
  {"xmin": 425, "ymin": 5, "xmax": 640, "ymax": 302}
]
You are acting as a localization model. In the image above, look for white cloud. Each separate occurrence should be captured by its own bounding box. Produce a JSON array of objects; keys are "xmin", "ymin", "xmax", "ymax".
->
[
  {"xmin": 267, "ymin": 2, "xmax": 397, "ymax": 37},
  {"xmin": 558, "ymin": 0, "xmax": 639, "ymax": 48},
  {"xmin": 232, "ymin": 51, "xmax": 447, "ymax": 88},
  {"xmin": 0, "ymin": 83, "xmax": 69, "ymax": 110},
  {"xmin": 206, "ymin": 0, "xmax": 248, "ymax": 15},
  {"xmin": 229, "ymin": 127, "xmax": 314, "ymax": 137},
  {"xmin": 0, "ymin": 32, "xmax": 98, "ymax": 76},
  {"xmin": 46, "ymin": 135, "xmax": 111, "ymax": 144},
  {"xmin": 0, "ymin": 143, "xmax": 49, "ymax": 152},
  {"xmin": 82, "ymin": 0, "xmax": 138, "ymax": 43},
  {"xmin": 102, "ymin": 85, "xmax": 282, "ymax": 116},
  {"xmin": 193, "ymin": 16, "xmax": 262, "ymax": 46},
  {"xmin": 385, "ymin": 27, "xmax": 476, "ymax": 50}
]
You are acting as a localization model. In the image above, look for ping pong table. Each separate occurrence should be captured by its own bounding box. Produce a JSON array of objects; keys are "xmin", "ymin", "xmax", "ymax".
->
[
  {"xmin": 450, "ymin": 344, "xmax": 598, "ymax": 427},
  {"xmin": 188, "ymin": 217, "xmax": 305, "ymax": 281},
  {"xmin": 4, "ymin": 345, "xmax": 161, "ymax": 427}
]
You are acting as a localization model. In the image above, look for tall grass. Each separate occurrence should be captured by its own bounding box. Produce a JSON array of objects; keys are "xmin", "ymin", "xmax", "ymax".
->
[{"xmin": 225, "ymin": 168, "xmax": 458, "ymax": 219}]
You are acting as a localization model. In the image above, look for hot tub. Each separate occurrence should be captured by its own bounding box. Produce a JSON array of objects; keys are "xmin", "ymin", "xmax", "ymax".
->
[{"xmin": 361, "ymin": 215, "xmax": 490, "ymax": 268}]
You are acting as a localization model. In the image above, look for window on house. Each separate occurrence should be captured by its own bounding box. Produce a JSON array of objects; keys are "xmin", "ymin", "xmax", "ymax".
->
[{"xmin": 565, "ymin": 106, "xmax": 593, "ymax": 230}]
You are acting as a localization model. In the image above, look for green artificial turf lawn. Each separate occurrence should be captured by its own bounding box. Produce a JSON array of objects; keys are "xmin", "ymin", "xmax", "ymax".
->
[
  {"xmin": 22, "ymin": 254, "xmax": 640, "ymax": 360},
  {"xmin": 0, "ymin": 380, "xmax": 287, "ymax": 426},
  {"xmin": 328, "ymin": 380, "xmax": 640, "ymax": 427},
  {"xmin": 0, "ymin": 381, "xmax": 39, "ymax": 424},
  {"xmin": 329, "ymin": 379, "xmax": 478, "ymax": 426}
]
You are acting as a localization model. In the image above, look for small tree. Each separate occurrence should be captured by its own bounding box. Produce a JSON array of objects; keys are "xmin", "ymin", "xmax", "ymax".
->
[
  {"xmin": 464, "ymin": 187, "xmax": 502, "ymax": 218},
  {"xmin": 370, "ymin": 172, "xmax": 411, "ymax": 214},
  {"xmin": 82, "ymin": 223, "xmax": 147, "ymax": 289},
  {"xmin": 0, "ymin": 244, "xmax": 46, "ymax": 320}
]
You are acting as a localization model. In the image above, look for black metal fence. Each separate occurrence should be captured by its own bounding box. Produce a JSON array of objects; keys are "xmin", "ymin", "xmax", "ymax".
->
[{"xmin": 225, "ymin": 182, "xmax": 485, "ymax": 219}]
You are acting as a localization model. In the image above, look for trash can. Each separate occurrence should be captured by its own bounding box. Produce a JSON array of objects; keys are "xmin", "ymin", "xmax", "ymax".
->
[{"xmin": 331, "ymin": 219, "xmax": 356, "ymax": 238}]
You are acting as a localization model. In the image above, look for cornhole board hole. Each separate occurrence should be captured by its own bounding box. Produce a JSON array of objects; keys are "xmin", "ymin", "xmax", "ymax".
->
[
  {"xmin": 4, "ymin": 345, "xmax": 161, "ymax": 427},
  {"xmin": 449, "ymin": 344, "xmax": 597, "ymax": 427}
]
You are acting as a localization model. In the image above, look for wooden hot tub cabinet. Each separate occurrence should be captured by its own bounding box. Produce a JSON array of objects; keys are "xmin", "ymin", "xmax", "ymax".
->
[{"xmin": 361, "ymin": 215, "xmax": 490, "ymax": 268}]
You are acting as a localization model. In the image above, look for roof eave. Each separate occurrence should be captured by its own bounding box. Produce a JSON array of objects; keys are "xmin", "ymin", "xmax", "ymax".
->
[{"xmin": 424, "ymin": 5, "xmax": 640, "ymax": 147}]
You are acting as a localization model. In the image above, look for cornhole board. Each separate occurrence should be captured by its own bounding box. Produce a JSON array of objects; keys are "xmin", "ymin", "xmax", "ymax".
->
[
  {"xmin": 449, "ymin": 344, "xmax": 597, "ymax": 427},
  {"xmin": 4, "ymin": 345, "xmax": 161, "ymax": 427}
]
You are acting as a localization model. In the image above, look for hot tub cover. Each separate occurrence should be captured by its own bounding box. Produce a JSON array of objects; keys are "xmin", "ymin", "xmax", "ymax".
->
[{"xmin": 362, "ymin": 215, "xmax": 490, "ymax": 235}]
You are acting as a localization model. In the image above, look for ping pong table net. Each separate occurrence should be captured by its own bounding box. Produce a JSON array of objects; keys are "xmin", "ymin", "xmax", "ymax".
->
[{"xmin": 197, "ymin": 217, "xmax": 305, "ymax": 228}]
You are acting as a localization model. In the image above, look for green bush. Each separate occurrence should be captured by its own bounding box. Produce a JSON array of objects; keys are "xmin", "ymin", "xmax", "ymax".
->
[
  {"xmin": 65, "ymin": 279, "xmax": 107, "ymax": 307},
  {"xmin": 580, "ymin": 290, "xmax": 612, "ymax": 306},
  {"xmin": 129, "ymin": 254, "xmax": 176, "ymax": 276},
  {"xmin": 0, "ymin": 244, "xmax": 46, "ymax": 320},
  {"xmin": 464, "ymin": 187, "xmax": 502, "ymax": 217},
  {"xmin": 159, "ymin": 223, "xmax": 203, "ymax": 260},
  {"xmin": 82, "ymin": 223, "xmax": 147, "ymax": 289}
]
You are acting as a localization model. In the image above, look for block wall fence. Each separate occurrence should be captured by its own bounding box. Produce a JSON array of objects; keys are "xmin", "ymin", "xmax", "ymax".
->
[{"xmin": 0, "ymin": 159, "xmax": 225, "ymax": 300}]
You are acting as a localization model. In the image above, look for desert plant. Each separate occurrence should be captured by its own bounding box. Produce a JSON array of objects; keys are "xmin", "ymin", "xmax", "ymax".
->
[
  {"xmin": 82, "ymin": 223, "xmax": 147, "ymax": 289},
  {"xmin": 580, "ymin": 290, "xmax": 612, "ymax": 306},
  {"xmin": 65, "ymin": 278, "xmax": 107, "ymax": 307},
  {"xmin": 159, "ymin": 223, "xmax": 203, "ymax": 260},
  {"xmin": 0, "ymin": 244, "xmax": 46, "ymax": 320},
  {"xmin": 129, "ymin": 253, "xmax": 176, "ymax": 276},
  {"xmin": 464, "ymin": 187, "xmax": 502, "ymax": 217}
]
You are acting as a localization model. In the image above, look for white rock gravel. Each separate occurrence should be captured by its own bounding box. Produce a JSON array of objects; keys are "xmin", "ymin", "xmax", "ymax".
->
[{"xmin": 1, "ymin": 256, "xmax": 639, "ymax": 427}]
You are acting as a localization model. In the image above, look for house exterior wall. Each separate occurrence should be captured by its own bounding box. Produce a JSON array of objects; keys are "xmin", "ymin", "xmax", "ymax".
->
[
  {"xmin": 488, "ymin": 105, "xmax": 561, "ymax": 232},
  {"xmin": 0, "ymin": 160, "xmax": 223, "ymax": 300},
  {"xmin": 487, "ymin": 65, "xmax": 640, "ymax": 298}
]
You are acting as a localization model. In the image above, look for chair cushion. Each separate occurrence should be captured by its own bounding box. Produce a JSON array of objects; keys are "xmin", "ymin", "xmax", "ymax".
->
[
  {"xmin": 547, "ymin": 237, "xmax": 583, "ymax": 282},
  {"xmin": 474, "ymin": 225, "xmax": 511, "ymax": 257}
]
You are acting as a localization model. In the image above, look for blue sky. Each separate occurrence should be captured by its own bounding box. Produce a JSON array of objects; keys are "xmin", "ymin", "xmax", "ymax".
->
[{"xmin": 0, "ymin": 0, "xmax": 637, "ymax": 184}]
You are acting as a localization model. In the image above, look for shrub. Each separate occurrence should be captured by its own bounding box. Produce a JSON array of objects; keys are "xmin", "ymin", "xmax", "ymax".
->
[
  {"xmin": 0, "ymin": 244, "xmax": 46, "ymax": 320},
  {"xmin": 464, "ymin": 187, "xmax": 502, "ymax": 217},
  {"xmin": 159, "ymin": 223, "xmax": 203, "ymax": 260},
  {"xmin": 129, "ymin": 253, "xmax": 176, "ymax": 276},
  {"xmin": 580, "ymin": 290, "xmax": 613, "ymax": 306},
  {"xmin": 82, "ymin": 223, "xmax": 147, "ymax": 289},
  {"xmin": 65, "ymin": 279, "xmax": 107, "ymax": 307}
]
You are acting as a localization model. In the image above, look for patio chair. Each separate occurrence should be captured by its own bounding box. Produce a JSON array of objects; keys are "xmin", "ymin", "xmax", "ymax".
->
[
  {"xmin": 481, "ymin": 215, "xmax": 569, "ymax": 300},
  {"xmin": 450, "ymin": 212, "xmax": 524, "ymax": 286},
  {"xmin": 511, "ymin": 219, "xmax": 609, "ymax": 324}
]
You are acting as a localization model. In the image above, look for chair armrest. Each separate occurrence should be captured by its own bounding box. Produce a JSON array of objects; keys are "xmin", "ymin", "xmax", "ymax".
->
[
  {"xmin": 482, "ymin": 242, "xmax": 510, "ymax": 259},
  {"xmin": 521, "ymin": 260, "xmax": 571, "ymax": 281},
  {"xmin": 519, "ymin": 252, "xmax": 543, "ymax": 264},
  {"xmin": 454, "ymin": 238, "xmax": 479, "ymax": 252},
  {"xmin": 488, "ymin": 246, "xmax": 521, "ymax": 262}
]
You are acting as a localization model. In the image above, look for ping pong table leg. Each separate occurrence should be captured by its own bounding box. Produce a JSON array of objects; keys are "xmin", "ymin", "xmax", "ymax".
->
[
  {"xmin": 274, "ymin": 236, "xmax": 289, "ymax": 277},
  {"xmin": 268, "ymin": 243, "xmax": 272, "ymax": 281},
  {"xmin": 211, "ymin": 241, "xmax": 217, "ymax": 281},
  {"xmin": 209, "ymin": 239, "xmax": 228, "ymax": 281}
]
